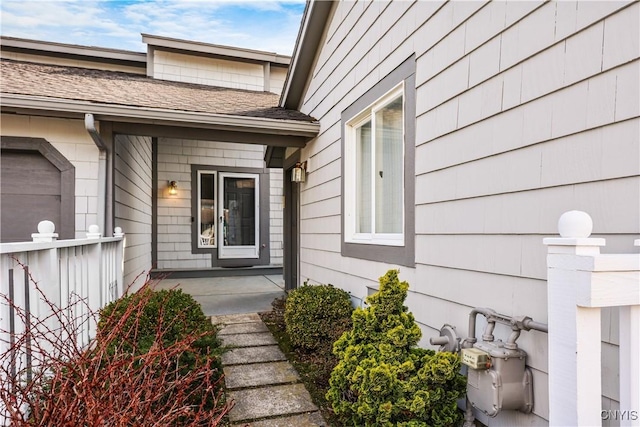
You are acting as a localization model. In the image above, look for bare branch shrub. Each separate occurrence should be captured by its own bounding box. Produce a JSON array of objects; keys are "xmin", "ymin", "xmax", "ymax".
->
[{"xmin": 0, "ymin": 263, "xmax": 231, "ymax": 426}]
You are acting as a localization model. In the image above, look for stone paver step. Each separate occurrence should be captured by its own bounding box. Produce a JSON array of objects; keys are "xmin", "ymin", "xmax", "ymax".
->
[
  {"xmin": 224, "ymin": 361, "xmax": 299, "ymax": 390},
  {"xmin": 218, "ymin": 321, "xmax": 269, "ymax": 335},
  {"xmin": 234, "ymin": 411, "xmax": 326, "ymax": 426},
  {"xmin": 227, "ymin": 383, "xmax": 318, "ymax": 423},
  {"xmin": 214, "ymin": 312, "xmax": 327, "ymax": 426},
  {"xmin": 222, "ymin": 345, "xmax": 287, "ymax": 365},
  {"xmin": 221, "ymin": 332, "xmax": 277, "ymax": 347},
  {"xmin": 212, "ymin": 313, "xmax": 262, "ymax": 325}
]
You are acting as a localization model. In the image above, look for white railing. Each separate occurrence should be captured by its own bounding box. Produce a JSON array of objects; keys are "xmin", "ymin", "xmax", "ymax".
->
[
  {"xmin": 0, "ymin": 220, "xmax": 125, "ymax": 352},
  {"xmin": 545, "ymin": 211, "xmax": 640, "ymax": 426},
  {"xmin": 0, "ymin": 221, "xmax": 125, "ymax": 424}
]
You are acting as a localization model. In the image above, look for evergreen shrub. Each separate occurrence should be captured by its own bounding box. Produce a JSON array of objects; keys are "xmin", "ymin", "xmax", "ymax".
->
[
  {"xmin": 326, "ymin": 270, "xmax": 466, "ymax": 427},
  {"xmin": 98, "ymin": 287, "xmax": 223, "ymax": 371},
  {"xmin": 284, "ymin": 283, "xmax": 353, "ymax": 351},
  {"xmin": 97, "ymin": 287, "xmax": 226, "ymax": 418}
]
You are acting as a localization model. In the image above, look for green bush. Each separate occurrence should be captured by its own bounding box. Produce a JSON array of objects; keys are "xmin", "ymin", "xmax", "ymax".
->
[
  {"xmin": 1, "ymin": 282, "xmax": 231, "ymax": 425},
  {"xmin": 326, "ymin": 270, "xmax": 466, "ymax": 427},
  {"xmin": 98, "ymin": 287, "xmax": 223, "ymax": 374},
  {"xmin": 284, "ymin": 283, "xmax": 353, "ymax": 351}
]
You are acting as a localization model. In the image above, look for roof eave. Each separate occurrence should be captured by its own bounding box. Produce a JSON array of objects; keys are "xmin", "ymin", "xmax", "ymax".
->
[
  {"xmin": 142, "ymin": 34, "xmax": 291, "ymax": 66},
  {"xmin": 1, "ymin": 93, "xmax": 320, "ymax": 138},
  {"xmin": 280, "ymin": 0, "xmax": 334, "ymax": 110},
  {"xmin": 0, "ymin": 36, "xmax": 146, "ymax": 64}
]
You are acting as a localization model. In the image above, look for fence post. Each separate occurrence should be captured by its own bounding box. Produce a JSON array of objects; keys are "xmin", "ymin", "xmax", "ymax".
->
[
  {"xmin": 114, "ymin": 227, "xmax": 125, "ymax": 298},
  {"xmin": 30, "ymin": 220, "xmax": 61, "ymax": 338},
  {"xmin": 544, "ymin": 211, "xmax": 605, "ymax": 426},
  {"xmin": 85, "ymin": 225, "xmax": 102, "ymax": 342},
  {"xmin": 619, "ymin": 239, "xmax": 640, "ymax": 427}
]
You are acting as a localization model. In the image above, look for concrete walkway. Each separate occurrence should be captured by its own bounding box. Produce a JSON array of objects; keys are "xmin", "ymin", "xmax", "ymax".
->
[{"xmin": 212, "ymin": 313, "xmax": 326, "ymax": 426}]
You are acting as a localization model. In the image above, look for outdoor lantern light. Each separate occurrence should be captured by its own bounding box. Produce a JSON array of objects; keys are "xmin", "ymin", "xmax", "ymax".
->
[
  {"xmin": 291, "ymin": 162, "xmax": 306, "ymax": 183},
  {"xmin": 168, "ymin": 180, "xmax": 178, "ymax": 195}
]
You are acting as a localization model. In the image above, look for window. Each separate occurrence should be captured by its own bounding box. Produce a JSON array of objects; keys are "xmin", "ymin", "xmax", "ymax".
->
[
  {"xmin": 197, "ymin": 171, "xmax": 217, "ymax": 248},
  {"xmin": 345, "ymin": 85, "xmax": 404, "ymax": 245},
  {"xmin": 341, "ymin": 55, "xmax": 416, "ymax": 267}
]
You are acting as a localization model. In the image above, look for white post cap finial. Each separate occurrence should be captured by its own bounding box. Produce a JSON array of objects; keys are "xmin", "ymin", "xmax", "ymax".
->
[
  {"xmin": 38, "ymin": 220, "xmax": 55, "ymax": 234},
  {"xmin": 32, "ymin": 220, "xmax": 59, "ymax": 242},
  {"xmin": 544, "ymin": 211, "xmax": 604, "ymax": 254},
  {"xmin": 86, "ymin": 224, "xmax": 102, "ymax": 239},
  {"xmin": 558, "ymin": 210, "xmax": 593, "ymax": 238},
  {"xmin": 113, "ymin": 227, "xmax": 124, "ymax": 238}
]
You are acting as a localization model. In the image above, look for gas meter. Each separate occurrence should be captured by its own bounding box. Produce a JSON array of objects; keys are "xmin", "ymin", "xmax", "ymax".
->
[
  {"xmin": 463, "ymin": 339, "xmax": 533, "ymax": 417},
  {"xmin": 432, "ymin": 309, "xmax": 547, "ymax": 419}
]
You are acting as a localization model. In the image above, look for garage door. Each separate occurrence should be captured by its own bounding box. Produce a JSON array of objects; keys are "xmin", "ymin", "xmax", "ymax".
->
[{"xmin": 0, "ymin": 138, "xmax": 75, "ymax": 243}]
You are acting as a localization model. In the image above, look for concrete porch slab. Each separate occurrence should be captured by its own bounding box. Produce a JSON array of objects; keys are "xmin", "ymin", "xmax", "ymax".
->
[
  {"xmin": 152, "ymin": 275, "xmax": 283, "ymax": 294},
  {"xmin": 227, "ymin": 383, "xmax": 318, "ymax": 423},
  {"xmin": 153, "ymin": 275, "xmax": 284, "ymax": 317},
  {"xmin": 224, "ymin": 361, "xmax": 299, "ymax": 389},
  {"xmin": 196, "ymin": 291, "xmax": 284, "ymax": 316}
]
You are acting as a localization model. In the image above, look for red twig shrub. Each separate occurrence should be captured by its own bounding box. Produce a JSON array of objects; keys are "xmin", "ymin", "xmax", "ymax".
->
[{"xmin": 0, "ymin": 266, "xmax": 231, "ymax": 426}]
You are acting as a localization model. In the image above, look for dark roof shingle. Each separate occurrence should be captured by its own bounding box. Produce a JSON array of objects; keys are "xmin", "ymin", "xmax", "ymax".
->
[{"xmin": 0, "ymin": 59, "xmax": 313, "ymax": 122}]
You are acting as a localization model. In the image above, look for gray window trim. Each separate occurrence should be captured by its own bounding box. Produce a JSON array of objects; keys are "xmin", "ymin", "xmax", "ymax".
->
[
  {"xmin": 190, "ymin": 164, "xmax": 270, "ymax": 267},
  {"xmin": 341, "ymin": 55, "xmax": 416, "ymax": 267},
  {"xmin": 0, "ymin": 136, "xmax": 76, "ymax": 240}
]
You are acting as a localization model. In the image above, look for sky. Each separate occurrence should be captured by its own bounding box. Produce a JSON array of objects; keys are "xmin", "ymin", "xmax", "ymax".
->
[{"xmin": 0, "ymin": 0, "xmax": 306, "ymax": 55}]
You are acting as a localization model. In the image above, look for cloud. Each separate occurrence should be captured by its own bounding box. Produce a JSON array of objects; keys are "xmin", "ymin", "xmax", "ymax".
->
[{"xmin": 0, "ymin": 0, "xmax": 305, "ymax": 54}]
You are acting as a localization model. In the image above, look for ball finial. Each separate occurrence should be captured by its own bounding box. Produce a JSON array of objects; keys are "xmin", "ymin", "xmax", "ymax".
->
[
  {"xmin": 558, "ymin": 211, "xmax": 593, "ymax": 238},
  {"xmin": 37, "ymin": 220, "xmax": 55, "ymax": 234},
  {"xmin": 88, "ymin": 224, "xmax": 100, "ymax": 234}
]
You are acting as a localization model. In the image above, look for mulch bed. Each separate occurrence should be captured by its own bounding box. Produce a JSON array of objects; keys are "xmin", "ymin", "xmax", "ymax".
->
[{"xmin": 259, "ymin": 296, "xmax": 342, "ymax": 427}]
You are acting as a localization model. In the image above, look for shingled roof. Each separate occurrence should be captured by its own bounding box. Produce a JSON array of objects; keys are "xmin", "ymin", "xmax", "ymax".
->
[{"xmin": 0, "ymin": 59, "xmax": 314, "ymax": 122}]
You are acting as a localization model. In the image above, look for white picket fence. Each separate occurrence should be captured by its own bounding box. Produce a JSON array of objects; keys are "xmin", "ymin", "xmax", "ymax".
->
[
  {"xmin": 0, "ymin": 221, "xmax": 125, "ymax": 424},
  {"xmin": 0, "ymin": 220, "xmax": 125, "ymax": 364},
  {"xmin": 545, "ymin": 211, "xmax": 640, "ymax": 426}
]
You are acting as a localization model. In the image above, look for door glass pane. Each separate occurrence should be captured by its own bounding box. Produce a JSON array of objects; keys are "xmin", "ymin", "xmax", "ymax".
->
[
  {"xmin": 374, "ymin": 95, "xmax": 403, "ymax": 233},
  {"xmin": 223, "ymin": 177, "xmax": 256, "ymax": 246},
  {"xmin": 199, "ymin": 173, "xmax": 216, "ymax": 246},
  {"xmin": 356, "ymin": 120, "xmax": 372, "ymax": 233}
]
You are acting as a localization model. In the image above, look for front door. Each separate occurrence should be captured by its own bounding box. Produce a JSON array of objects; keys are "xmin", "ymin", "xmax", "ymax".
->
[{"xmin": 218, "ymin": 173, "xmax": 259, "ymax": 259}]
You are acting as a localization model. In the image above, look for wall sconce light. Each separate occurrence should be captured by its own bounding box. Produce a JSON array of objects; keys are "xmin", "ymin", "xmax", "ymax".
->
[
  {"xmin": 291, "ymin": 161, "xmax": 307, "ymax": 183},
  {"xmin": 168, "ymin": 180, "xmax": 178, "ymax": 195}
]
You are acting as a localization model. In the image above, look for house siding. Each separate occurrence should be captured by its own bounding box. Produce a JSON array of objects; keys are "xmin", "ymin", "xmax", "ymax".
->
[
  {"xmin": 0, "ymin": 114, "xmax": 100, "ymax": 238},
  {"xmin": 270, "ymin": 67, "xmax": 288, "ymax": 97},
  {"xmin": 152, "ymin": 50, "xmax": 287, "ymax": 94},
  {"xmin": 114, "ymin": 134, "xmax": 153, "ymax": 291},
  {"xmin": 294, "ymin": 1, "xmax": 639, "ymax": 425},
  {"xmin": 156, "ymin": 138, "xmax": 283, "ymax": 269}
]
